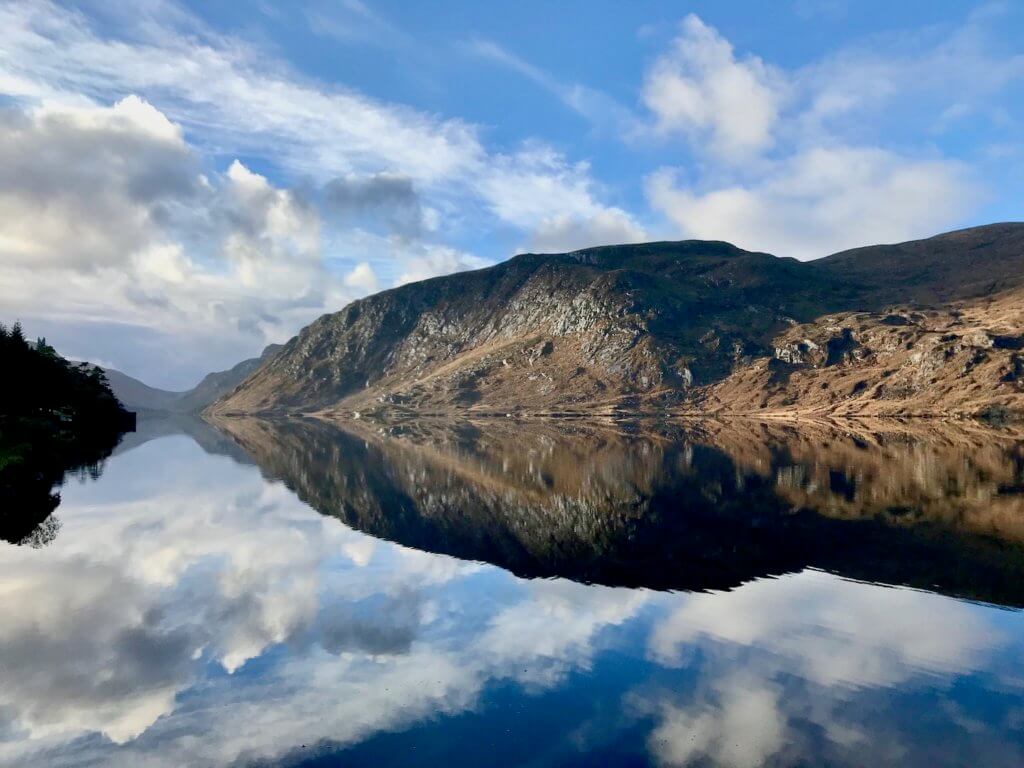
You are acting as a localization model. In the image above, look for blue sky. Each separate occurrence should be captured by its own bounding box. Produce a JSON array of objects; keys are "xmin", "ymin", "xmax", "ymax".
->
[{"xmin": 0, "ymin": 0, "xmax": 1021, "ymax": 387}]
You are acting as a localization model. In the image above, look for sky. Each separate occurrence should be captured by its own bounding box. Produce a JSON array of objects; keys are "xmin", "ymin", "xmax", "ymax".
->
[{"xmin": 0, "ymin": 0, "xmax": 1021, "ymax": 388}]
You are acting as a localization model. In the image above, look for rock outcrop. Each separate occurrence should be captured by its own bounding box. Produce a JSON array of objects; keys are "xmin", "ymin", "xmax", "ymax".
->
[{"xmin": 211, "ymin": 223, "xmax": 1024, "ymax": 418}]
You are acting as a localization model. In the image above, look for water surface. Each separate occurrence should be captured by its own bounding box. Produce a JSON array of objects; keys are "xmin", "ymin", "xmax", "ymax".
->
[{"xmin": 2, "ymin": 415, "xmax": 1023, "ymax": 767}]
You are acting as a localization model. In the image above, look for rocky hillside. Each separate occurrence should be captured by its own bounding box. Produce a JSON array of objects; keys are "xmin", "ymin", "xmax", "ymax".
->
[
  {"xmin": 211, "ymin": 224, "xmax": 1024, "ymax": 418},
  {"xmin": 695, "ymin": 287, "xmax": 1024, "ymax": 416}
]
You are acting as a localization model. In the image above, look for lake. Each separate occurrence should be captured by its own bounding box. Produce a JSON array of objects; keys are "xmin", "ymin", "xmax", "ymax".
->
[{"xmin": 2, "ymin": 414, "xmax": 1024, "ymax": 767}]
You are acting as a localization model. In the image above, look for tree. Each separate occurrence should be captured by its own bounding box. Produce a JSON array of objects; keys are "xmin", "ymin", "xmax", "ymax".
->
[{"xmin": 1, "ymin": 317, "xmax": 134, "ymax": 545}]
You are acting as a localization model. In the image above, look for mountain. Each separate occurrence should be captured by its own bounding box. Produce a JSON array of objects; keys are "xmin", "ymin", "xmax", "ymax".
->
[
  {"xmin": 100, "ymin": 344, "xmax": 282, "ymax": 413},
  {"xmin": 211, "ymin": 224, "xmax": 1024, "ymax": 419},
  {"xmin": 100, "ymin": 368, "xmax": 186, "ymax": 412},
  {"xmin": 172, "ymin": 344, "xmax": 284, "ymax": 412}
]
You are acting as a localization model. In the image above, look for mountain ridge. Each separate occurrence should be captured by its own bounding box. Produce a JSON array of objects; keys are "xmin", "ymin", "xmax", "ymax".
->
[
  {"xmin": 211, "ymin": 223, "xmax": 1024, "ymax": 419},
  {"xmin": 96, "ymin": 344, "xmax": 282, "ymax": 413}
]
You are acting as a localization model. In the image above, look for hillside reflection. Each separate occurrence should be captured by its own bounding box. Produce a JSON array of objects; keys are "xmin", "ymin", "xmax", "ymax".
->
[
  {"xmin": 3, "ymin": 419, "xmax": 1024, "ymax": 767},
  {"xmin": 213, "ymin": 416, "xmax": 1024, "ymax": 608}
]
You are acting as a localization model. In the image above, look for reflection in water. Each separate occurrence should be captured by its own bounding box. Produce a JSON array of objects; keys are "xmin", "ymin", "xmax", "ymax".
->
[
  {"xmin": 0, "ymin": 417, "xmax": 1021, "ymax": 767},
  {"xmin": 215, "ymin": 416, "xmax": 1024, "ymax": 606},
  {"xmin": 0, "ymin": 439, "xmax": 116, "ymax": 548}
]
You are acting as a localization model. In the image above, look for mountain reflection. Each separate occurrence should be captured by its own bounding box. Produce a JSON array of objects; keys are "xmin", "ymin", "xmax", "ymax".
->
[
  {"xmin": 2, "ymin": 420, "xmax": 1023, "ymax": 767},
  {"xmin": 214, "ymin": 416, "xmax": 1024, "ymax": 607}
]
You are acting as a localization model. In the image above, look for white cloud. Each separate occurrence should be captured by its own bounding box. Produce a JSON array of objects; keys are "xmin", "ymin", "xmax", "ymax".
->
[
  {"xmin": 0, "ymin": 0, "xmax": 629, "ymax": 235},
  {"xmin": 0, "ymin": 0, "xmax": 474, "ymax": 184},
  {"xmin": 476, "ymin": 580, "xmax": 649, "ymax": 688},
  {"xmin": 526, "ymin": 209, "xmax": 648, "ymax": 254},
  {"xmin": 795, "ymin": 6, "xmax": 1024, "ymax": 135},
  {"xmin": 394, "ymin": 243, "xmax": 489, "ymax": 286},
  {"xmin": 465, "ymin": 38, "xmax": 638, "ymax": 133},
  {"xmin": 477, "ymin": 144, "xmax": 614, "ymax": 228},
  {"xmin": 0, "ymin": 96, "xmax": 197, "ymax": 268},
  {"xmin": 344, "ymin": 261, "xmax": 379, "ymax": 292},
  {"xmin": 639, "ymin": 10, "xmax": 1016, "ymax": 258},
  {"xmin": 474, "ymin": 144, "xmax": 648, "ymax": 253},
  {"xmin": 636, "ymin": 569, "xmax": 1014, "ymax": 767},
  {"xmin": 642, "ymin": 14, "xmax": 783, "ymax": 160},
  {"xmin": 0, "ymin": 0, "xmax": 641, "ymax": 383},
  {"xmin": 0, "ymin": 98, "xmax": 357, "ymax": 378},
  {"xmin": 647, "ymin": 146, "xmax": 978, "ymax": 258}
]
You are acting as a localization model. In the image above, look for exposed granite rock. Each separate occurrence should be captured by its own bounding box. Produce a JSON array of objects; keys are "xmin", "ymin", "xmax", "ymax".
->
[
  {"xmin": 211, "ymin": 223, "xmax": 1024, "ymax": 418},
  {"xmin": 1004, "ymin": 354, "xmax": 1024, "ymax": 385}
]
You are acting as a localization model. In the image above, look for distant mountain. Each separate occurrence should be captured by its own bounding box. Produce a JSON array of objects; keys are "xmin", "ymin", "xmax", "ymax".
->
[
  {"xmin": 100, "ymin": 368, "xmax": 184, "ymax": 412},
  {"xmin": 211, "ymin": 224, "xmax": 1024, "ymax": 419},
  {"xmin": 99, "ymin": 344, "xmax": 282, "ymax": 413}
]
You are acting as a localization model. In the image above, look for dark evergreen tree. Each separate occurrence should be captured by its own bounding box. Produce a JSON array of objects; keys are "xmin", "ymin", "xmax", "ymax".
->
[{"xmin": 0, "ymin": 320, "xmax": 135, "ymax": 545}]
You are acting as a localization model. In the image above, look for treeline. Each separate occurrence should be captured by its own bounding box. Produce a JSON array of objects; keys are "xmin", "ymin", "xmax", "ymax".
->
[
  {"xmin": 1, "ymin": 321, "xmax": 134, "ymax": 545},
  {"xmin": 0, "ymin": 321, "xmax": 130, "ymax": 427}
]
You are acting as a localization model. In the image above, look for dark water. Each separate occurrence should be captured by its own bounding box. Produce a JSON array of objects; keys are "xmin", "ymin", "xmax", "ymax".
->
[{"xmin": 2, "ymin": 415, "xmax": 1024, "ymax": 767}]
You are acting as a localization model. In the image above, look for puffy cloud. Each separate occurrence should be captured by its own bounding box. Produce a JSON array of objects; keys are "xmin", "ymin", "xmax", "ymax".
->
[
  {"xmin": 394, "ymin": 243, "xmax": 489, "ymax": 286},
  {"xmin": 526, "ymin": 209, "xmax": 648, "ymax": 254},
  {"xmin": 642, "ymin": 15, "xmax": 782, "ymax": 160},
  {"xmin": 0, "ymin": 96, "xmax": 361, "ymax": 383},
  {"xmin": 219, "ymin": 161, "xmax": 322, "ymax": 286},
  {"xmin": 643, "ymin": 9, "xmax": 1024, "ymax": 165},
  {"xmin": 0, "ymin": 96, "xmax": 199, "ymax": 268},
  {"xmin": 638, "ymin": 11, "xmax": 1011, "ymax": 258},
  {"xmin": 477, "ymin": 144, "xmax": 648, "ymax": 252},
  {"xmin": 647, "ymin": 146, "xmax": 978, "ymax": 258},
  {"xmin": 0, "ymin": 553, "xmax": 193, "ymax": 744},
  {"xmin": 0, "ymin": 0, "xmax": 640, "ymax": 383},
  {"xmin": 476, "ymin": 580, "xmax": 649, "ymax": 688},
  {"xmin": 0, "ymin": 0, "xmax": 630, "ymax": 237},
  {"xmin": 633, "ymin": 569, "xmax": 1019, "ymax": 767},
  {"xmin": 343, "ymin": 261, "xmax": 380, "ymax": 293}
]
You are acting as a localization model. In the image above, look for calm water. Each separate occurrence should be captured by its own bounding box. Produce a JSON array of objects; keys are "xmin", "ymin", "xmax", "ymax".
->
[{"xmin": 2, "ymin": 415, "xmax": 1024, "ymax": 767}]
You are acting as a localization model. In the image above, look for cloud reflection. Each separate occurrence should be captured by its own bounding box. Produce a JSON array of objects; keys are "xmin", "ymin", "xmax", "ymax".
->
[
  {"xmin": 0, "ymin": 426, "xmax": 1022, "ymax": 767},
  {"xmin": 637, "ymin": 571, "xmax": 1019, "ymax": 767},
  {"xmin": 0, "ymin": 435, "xmax": 646, "ymax": 766}
]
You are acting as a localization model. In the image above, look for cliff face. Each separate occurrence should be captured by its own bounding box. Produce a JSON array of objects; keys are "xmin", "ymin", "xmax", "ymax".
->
[{"xmin": 212, "ymin": 224, "xmax": 1024, "ymax": 417}]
